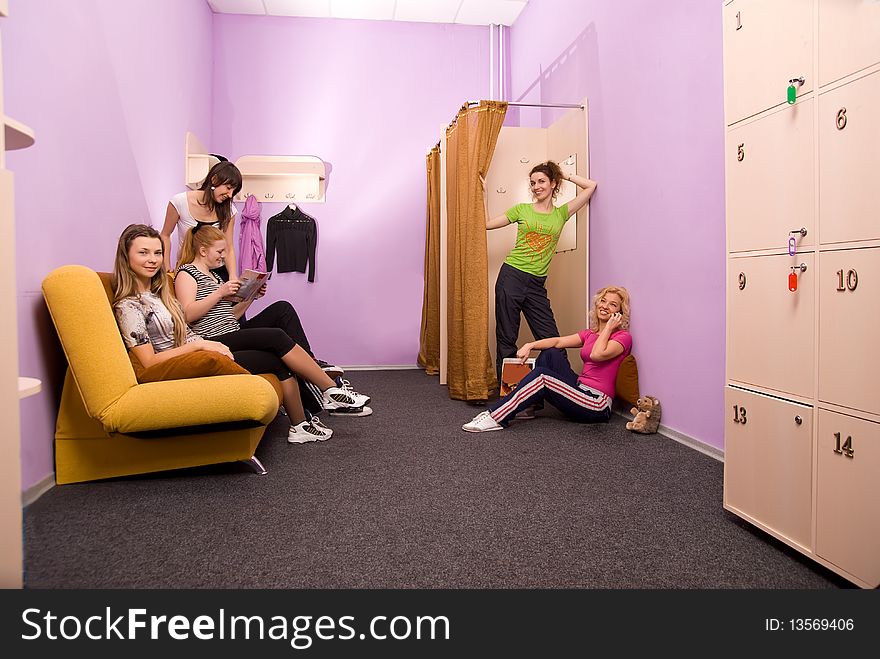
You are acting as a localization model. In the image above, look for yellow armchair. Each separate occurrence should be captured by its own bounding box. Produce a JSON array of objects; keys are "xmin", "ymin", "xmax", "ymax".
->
[{"xmin": 42, "ymin": 265, "xmax": 280, "ymax": 484}]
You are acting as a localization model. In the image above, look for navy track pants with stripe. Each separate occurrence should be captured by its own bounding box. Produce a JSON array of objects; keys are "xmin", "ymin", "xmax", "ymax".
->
[{"xmin": 488, "ymin": 347, "xmax": 612, "ymax": 426}]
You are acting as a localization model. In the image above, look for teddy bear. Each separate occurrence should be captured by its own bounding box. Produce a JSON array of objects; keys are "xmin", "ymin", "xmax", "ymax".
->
[{"xmin": 626, "ymin": 395, "xmax": 662, "ymax": 434}]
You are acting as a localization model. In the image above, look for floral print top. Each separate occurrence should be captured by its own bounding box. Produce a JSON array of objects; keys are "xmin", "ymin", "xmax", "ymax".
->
[{"xmin": 114, "ymin": 292, "xmax": 199, "ymax": 352}]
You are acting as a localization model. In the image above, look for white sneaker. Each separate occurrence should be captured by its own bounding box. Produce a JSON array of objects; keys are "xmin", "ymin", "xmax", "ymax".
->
[
  {"xmin": 307, "ymin": 416, "xmax": 333, "ymax": 440},
  {"xmin": 288, "ymin": 418, "xmax": 333, "ymax": 443},
  {"xmin": 462, "ymin": 410, "xmax": 503, "ymax": 433},
  {"xmin": 323, "ymin": 379, "xmax": 370, "ymax": 410},
  {"xmin": 329, "ymin": 405, "xmax": 373, "ymax": 417},
  {"xmin": 315, "ymin": 359, "xmax": 344, "ymax": 379}
]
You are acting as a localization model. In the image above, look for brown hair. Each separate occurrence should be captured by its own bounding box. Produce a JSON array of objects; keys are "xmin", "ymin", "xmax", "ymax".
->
[
  {"xmin": 113, "ymin": 224, "xmax": 188, "ymax": 347},
  {"xmin": 588, "ymin": 286, "xmax": 631, "ymax": 332}
]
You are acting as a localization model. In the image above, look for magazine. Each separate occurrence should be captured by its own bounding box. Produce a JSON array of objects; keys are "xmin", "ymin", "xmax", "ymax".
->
[
  {"xmin": 228, "ymin": 269, "xmax": 269, "ymax": 304},
  {"xmin": 500, "ymin": 357, "xmax": 536, "ymax": 396}
]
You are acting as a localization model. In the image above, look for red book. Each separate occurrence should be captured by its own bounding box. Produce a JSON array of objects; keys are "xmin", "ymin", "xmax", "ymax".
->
[{"xmin": 500, "ymin": 357, "xmax": 536, "ymax": 396}]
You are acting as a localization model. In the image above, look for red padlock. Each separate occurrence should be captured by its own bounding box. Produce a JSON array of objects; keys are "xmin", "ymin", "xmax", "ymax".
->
[{"xmin": 788, "ymin": 270, "xmax": 798, "ymax": 292}]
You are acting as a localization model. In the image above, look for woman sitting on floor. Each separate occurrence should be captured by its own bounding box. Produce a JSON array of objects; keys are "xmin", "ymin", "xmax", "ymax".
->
[{"xmin": 462, "ymin": 286, "xmax": 632, "ymax": 432}]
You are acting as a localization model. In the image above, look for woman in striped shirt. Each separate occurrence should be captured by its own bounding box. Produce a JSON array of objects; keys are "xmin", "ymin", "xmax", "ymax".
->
[{"xmin": 173, "ymin": 225, "xmax": 371, "ymax": 443}]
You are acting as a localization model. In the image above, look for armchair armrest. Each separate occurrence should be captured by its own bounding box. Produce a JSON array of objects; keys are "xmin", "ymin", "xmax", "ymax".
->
[{"xmin": 102, "ymin": 375, "xmax": 279, "ymax": 434}]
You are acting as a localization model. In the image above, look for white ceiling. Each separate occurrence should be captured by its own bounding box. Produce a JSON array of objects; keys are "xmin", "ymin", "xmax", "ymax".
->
[{"xmin": 206, "ymin": 0, "xmax": 530, "ymax": 26}]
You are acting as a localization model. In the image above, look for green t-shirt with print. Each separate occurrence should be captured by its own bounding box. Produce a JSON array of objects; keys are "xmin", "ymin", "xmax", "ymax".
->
[{"xmin": 503, "ymin": 202, "xmax": 570, "ymax": 277}]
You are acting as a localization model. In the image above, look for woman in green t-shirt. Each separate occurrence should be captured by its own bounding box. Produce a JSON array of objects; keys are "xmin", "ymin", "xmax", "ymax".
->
[{"xmin": 484, "ymin": 160, "xmax": 597, "ymax": 381}]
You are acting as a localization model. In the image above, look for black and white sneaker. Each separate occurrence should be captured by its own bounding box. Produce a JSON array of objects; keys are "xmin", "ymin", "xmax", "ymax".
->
[
  {"xmin": 288, "ymin": 418, "xmax": 333, "ymax": 443},
  {"xmin": 322, "ymin": 379, "xmax": 370, "ymax": 410},
  {"xmin": 329, "ymin": 405, "xmax": 373, "ymax": 417},
  {"xmin": 315, "ymin": 359, "xmax": 344, "ymax": 379}
]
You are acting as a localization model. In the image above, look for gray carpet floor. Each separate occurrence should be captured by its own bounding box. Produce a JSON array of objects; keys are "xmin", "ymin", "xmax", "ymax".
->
[{"xmin": 23, "ymin": 370, "xmax": 851, "ymax": 588}]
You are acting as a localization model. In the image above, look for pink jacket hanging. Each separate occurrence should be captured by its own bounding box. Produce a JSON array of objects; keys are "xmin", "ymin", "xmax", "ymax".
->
[{"xmin": 238, "ymin": 194, "xmax": 267, "ymax": 274}]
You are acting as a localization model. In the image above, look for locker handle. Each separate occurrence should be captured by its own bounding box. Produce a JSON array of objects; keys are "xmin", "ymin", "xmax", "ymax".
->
[
  {"xmin": 788, "ymin": 228, "xmax": 807, "ymax": 256},
  {"xmin": 787, "ymin": 77, "xmax": 805, "ymax": 105},
  {"xmin": 788, "ymin": 263, "xmax": 807, "ymax": 292},
  {"xmin": 794, "ymin": 415, "xmax": 802, "ymax": 426}
]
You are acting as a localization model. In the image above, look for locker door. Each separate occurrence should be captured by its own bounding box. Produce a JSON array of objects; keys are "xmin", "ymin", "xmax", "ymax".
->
[
  {"xmin": 724, "ymin": 0, "xmax": 813, "ymax": 125},
  {"xmin": 818, "ymin": 0, "xmax": 880, "ymax": 87},
  {"xmin": 726, "ymin": 101, "xmax": 814, "ymax": 253},
  {"xmin": 819, "ymin": 70, "xmax": 880, "ymax": 245},
  {"xmin": 724, "ymin": 387, "xmax": 813, "ymax": 549},
  {"xmin": 818, "ymin": 248, "xmax": 880, "ymax": 416},
  {"xmin": 728, "ymin": 253, "xmax": 814, "ymax": 398},
  {"xmin": 816, "ymin": 409, "xmax": 880, "ymax": 587}
]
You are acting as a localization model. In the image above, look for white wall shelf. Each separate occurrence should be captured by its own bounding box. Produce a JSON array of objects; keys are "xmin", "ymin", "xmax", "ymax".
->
[
  {"xmin": 17, "ymin": 377, "xmax": 40, "ymax": 399},
  {"xmin": 185, "ymin": 132, "xmax": 326, "ymax": 203},
  {"xmin": 4, "ymin": 116, "xmax": 34, "ymax": 151}
]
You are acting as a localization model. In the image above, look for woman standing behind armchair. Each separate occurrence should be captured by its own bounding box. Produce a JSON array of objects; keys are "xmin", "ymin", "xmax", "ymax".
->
[
  {"xmin": 112, "ymin": 224, "xmax": 337, "ymax": 444},
  {"xmin": 161, "ymin": 161, "xmax": 342, "ymax": 379},
  {"xmin": 160, "ymin": 160, "xmax": 241, "ymax": 280}
]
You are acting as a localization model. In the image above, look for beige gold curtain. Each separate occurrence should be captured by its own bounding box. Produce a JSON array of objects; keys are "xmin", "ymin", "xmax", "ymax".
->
[
  {"xmin": 418, "ymin": 145, "xmax": 441, "ymax": 375},
  {"xmin": 446, "ymin": 100, "xmax": 507, "ymax": 400}
]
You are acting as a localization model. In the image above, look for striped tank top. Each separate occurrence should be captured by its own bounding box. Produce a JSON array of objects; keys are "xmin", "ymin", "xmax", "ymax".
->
[{"xmin": 177, "ymin": 264, "xmax": 240, "ymax": 338}]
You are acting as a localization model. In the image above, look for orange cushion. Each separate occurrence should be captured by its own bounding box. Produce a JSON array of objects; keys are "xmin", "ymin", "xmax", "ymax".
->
[
  {"xmin": 615, "ymin": 354, "xmax": 640, "ymax": 407},
  {"xmin": 132, "ymin": 350, "xmax": 250, "ymax": 383}
]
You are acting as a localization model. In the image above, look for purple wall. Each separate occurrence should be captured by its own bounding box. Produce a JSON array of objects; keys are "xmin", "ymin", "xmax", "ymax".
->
[
  {"xmin": 6, "ymin": 0, "xmax": 725, "ymax": 492},
  {"xmin": 4, "ymin": 0, "xmax": 214, "ymax": 490},
  {"xmin": 210, "ymin": 15, "xmax": 487, "ymax": 366},
  {"xmin": 509, "ymin": 0, "xmax": 726, "ymax": 449}
]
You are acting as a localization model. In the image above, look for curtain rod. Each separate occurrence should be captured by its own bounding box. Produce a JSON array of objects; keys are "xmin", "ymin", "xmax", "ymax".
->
[{"xmin": 467, "ymin": 101, "xmax": 584, "ymax": 109}]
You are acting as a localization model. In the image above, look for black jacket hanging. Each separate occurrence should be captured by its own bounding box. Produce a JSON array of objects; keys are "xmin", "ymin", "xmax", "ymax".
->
[{"xmin": 265, "ymin": 205, "xmax": 317, "ymax": 282}]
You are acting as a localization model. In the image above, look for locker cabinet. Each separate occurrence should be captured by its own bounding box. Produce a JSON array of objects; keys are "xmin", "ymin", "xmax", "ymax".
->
[{"xmin": 723, "ymin": 0, "xmax": 880, "ymax": 587}]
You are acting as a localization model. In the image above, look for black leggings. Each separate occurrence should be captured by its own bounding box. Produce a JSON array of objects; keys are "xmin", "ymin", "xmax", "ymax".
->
[
  {"xmin": 213, "ymin": 328, "xmax": 295, "ymax": 381},
  {"xmin": 212, "ymin": 306, "xmax": 325, "ymax": 415},
  {"xmin": 240, "ymin": 301, "xmax": 313, "ymax": 357}
]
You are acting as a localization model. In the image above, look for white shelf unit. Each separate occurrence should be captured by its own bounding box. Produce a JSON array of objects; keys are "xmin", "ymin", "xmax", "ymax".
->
[
  {"xmin": 184, "ymin": 132, "xmax": 326, "ymax": 203},
  {"xmin": 3, "ymin": 115, "xmax": 34, "ymax": 152},
  {"xmin": 17, "ymin": 377, "xmax": 40, "ymax": 399},
  {"xmin": 1, "ymin": 2, "xmax": 29, "ymax": 588}
]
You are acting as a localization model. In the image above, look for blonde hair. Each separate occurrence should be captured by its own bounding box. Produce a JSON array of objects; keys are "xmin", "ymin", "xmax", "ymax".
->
[
  {"xmin": 175, "ymin": 224, "xmax": 226, "ymax": 272},
  {"xmin": 588, "ymin": 285, "xmax": 631, "ymax": 331},
  {"xmin": 113, "ymin": 224, "xmax": 188, "ymax": 347}
]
